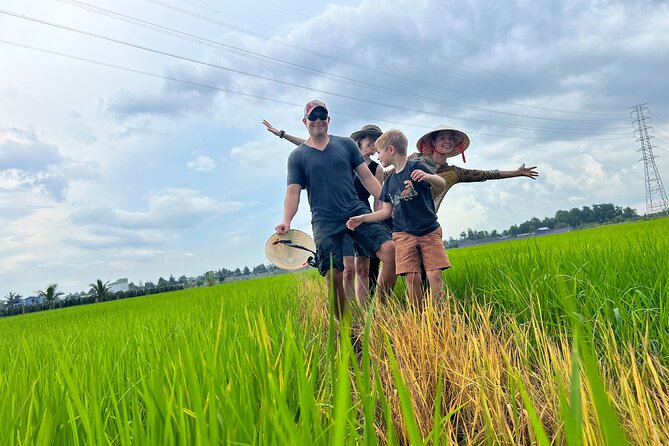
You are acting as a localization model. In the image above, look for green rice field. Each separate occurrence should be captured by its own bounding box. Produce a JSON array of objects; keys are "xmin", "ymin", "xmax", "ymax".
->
[{"xmin": 1, "ymin": 217, "xmax": 667, "ymax": 445}]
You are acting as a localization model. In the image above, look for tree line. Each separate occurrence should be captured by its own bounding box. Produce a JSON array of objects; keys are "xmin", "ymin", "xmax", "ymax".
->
[
  {"xmin": 445, "ymin": 202, "xmax": 639, "ymax": 247},
  {"xmin": 1, "ymin": 202, "xmax": 648, "ymax": 317},
  {"xmin": 1, "ymin": 263, "xmax": 282, "ymax": 318}
]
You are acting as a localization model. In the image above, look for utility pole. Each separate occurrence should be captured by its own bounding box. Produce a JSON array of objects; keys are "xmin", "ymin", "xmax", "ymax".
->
[{"xmin": 631, "ymin": 104, "xmax": 669, "ymax": 215}]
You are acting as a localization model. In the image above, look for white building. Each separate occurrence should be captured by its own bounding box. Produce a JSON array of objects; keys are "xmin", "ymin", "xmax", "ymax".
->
[
  {"xmin": 109, "ymin": 278, "xmax": 129, "ymax": 293},
  {"xmin": 21, "ymin": 295, "xmax": 44, "ymax": 306}
]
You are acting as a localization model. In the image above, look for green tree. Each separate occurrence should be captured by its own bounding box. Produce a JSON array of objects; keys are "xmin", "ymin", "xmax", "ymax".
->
[
  {"xmin": 37, "ymin": 284, "xmax": 64, "ymax": 309},
  {"xmin": 242, "ymin": 266, "xmax": 251, "ymax": 276},
  {"xmin": 3, "ymin": 291, "xmax": 23, "ymax": 308},
  {"xmin": 508, "ymin": 224, "xmax": 520, "ymax": 236},
  {"xmin": 622, "ymin": 207, "xmax": 637, "ymax": 219},
  {"xmin": 592, "ymin": 203, "xmax": 618, "ymax": 222},
  {"xmin": 567, "ymin": 208, "xmax": 582, "ymax": 228},
  {"xmin": 89, "ymin": 279, "xmax": 110, "ymax": 303},
  {"xmin": 554, "ymin": 209, "xmax": 570, "ymax": 227},
  {"xmin": 527, "ymin": 217, "xmax": 541, "ymax": 232},
  {"xmin": 581, "ymin": 205, "xmax": 594, "ymax": 224},
  {"xmin": 205, "ymin": 271, "xmax": 217, "ymax": 286},
  {"xmin": 541, "ymin": 217, "xmax": 556, "ymax": 229}
]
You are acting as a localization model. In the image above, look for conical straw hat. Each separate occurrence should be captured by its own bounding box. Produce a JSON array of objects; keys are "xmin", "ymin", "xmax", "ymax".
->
[
  {"xmin": 264, "ymin": 229, "xmax": 317, "ymax": 270},
  {"xmin": 416, "ymin": 124, "xmax": 470, "ymax": 161}
]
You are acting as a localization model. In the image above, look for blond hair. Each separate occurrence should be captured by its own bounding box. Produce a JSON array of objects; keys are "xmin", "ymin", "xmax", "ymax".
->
[{"xmin": 377, "ymin": 129, "xmax": 408, "ymax": 155}]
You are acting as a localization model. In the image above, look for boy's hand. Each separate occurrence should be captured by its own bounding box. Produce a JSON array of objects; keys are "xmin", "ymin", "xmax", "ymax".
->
[
  {"xmin": 346, "ymin": 216, "xmax": 363, "ymax": 230},
  {"xmin": 410, "ymin": 169, "xmax": 429, "ymax": 182}
]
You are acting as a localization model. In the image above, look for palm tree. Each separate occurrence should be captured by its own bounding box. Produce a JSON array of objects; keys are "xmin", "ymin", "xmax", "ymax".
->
[
  {"xmin": 37, "ymin": 284, "xmax": 64, "ymax": 310},
  {"xmin": 3, "ymin": 291, "xmax": 23, "ymax": 308},
  {"xmin": 89, "ymin": 279, "xmax": 110, "ymax": 303}
]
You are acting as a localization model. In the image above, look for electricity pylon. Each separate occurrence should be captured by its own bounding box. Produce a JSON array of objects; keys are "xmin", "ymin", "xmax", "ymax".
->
[{"xmin": 631, "ymin": 104, "xmax": 669, "ymax": 215}]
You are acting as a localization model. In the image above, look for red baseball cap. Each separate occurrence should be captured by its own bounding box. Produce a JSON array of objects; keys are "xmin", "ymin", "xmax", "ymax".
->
[{"xmin": 304, "ymin": 99, "xmax": 328, "ymax": 117}]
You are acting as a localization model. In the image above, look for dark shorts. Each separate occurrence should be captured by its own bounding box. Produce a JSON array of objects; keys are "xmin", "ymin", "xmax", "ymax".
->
[
  {"xmin": 313, "ymin": 220, "xmax": 391, "ymax": 276},
  {"xmin": 342, "ymin": 232, "xmax": 374, "ymax": 257}
]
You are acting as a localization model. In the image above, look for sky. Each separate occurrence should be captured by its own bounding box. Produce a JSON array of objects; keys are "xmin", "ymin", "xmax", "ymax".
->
[{"xmin": 1, "ymin": 0, "xmax": 668, "ymax": 297}]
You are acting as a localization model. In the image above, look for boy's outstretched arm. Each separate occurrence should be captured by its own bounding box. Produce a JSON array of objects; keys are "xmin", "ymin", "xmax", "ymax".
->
[
  {"xmin": 497, "ymin": 164, "xmax": 538, "ymax": 179},
  {"xmin": 262, "ymin": 120, "xmax": 305, "ymax": 146},
  {"xmin": 410, "ymin": 169, "xmax": 446, "ymax": 188},
  {"xmin": 347, "ymin": 203, "xmax": 393, "ymax": 230}
]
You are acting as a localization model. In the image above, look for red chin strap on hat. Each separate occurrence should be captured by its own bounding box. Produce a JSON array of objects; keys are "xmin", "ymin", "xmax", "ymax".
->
[{"xmin": 428, "ymin": 141, "xmax": 467, "ymax": 163}]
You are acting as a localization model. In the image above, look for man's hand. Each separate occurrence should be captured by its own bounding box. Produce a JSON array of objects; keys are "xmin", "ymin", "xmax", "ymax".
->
[
  {"xmin": 262, "ymin": 119, "xmax": 281, "ymax": 137},
  {"xmin": 517, "ymin": 164, "xmax": 539, "ymax": 179},
  {"xmin": 275, "ymin": 222, "xmax": 291, "ymax": 234}
]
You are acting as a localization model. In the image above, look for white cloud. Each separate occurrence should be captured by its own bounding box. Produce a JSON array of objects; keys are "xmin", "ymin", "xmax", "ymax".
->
[
  {"xmin": 230, "ymin": 137, "xmax": 292, "ymax": 173},
  {"xmin": 1, "ymin": 0, "xmax": 668, "ymax": 296},
  {"xmin": 73, "ymin": 188, "xmax": 248, "ymax": 230},
  {"xmin": 186, "ymin": 155, "xmax": 215, "ymax": 172}
]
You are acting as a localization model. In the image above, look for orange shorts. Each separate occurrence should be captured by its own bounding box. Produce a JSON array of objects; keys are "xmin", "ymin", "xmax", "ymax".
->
[{"xmin": 392, "ymin": 226, "xmax": 451, "ymax": 275}]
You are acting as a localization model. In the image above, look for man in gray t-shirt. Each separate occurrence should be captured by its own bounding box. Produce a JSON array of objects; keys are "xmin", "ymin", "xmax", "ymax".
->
[{"xmin": 275, "ymin": 100, "xmax": 396, "ymax": 319}]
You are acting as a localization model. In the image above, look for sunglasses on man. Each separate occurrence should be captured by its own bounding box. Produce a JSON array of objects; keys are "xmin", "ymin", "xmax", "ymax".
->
[{"xmin": 306, "ymin": 110, "xmax": 328, "ymax": 121}]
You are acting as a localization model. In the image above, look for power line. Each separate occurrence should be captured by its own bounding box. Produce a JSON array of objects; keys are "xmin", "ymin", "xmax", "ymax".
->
[
  {"xmin": 143, "ymin": 0, "xmax": 628, "ymax": 119},
  {"xmin": 169, "ymin": 0, "xmax": 566, "ymax": 111},
  {"xmin": 0, "ymin": 10, "xmax": 632, "ymax": 135},
  {"xmin": 232, "ymin": 0, "xmax": 613, "ymax": 99},
  {"xmin": 648, "ymin": 113, "xmax": 669, "ymax": 134},
  {"xmin": 0, "ymin": 38, "xmax": 632, "ymax": 142},
  {"xmin": 0, "ymin": 8, "xmax": 631, "ymax": 136},
  {"xmin": 57, "ymin": 0, "xmax": 630, "ymax": 127}
]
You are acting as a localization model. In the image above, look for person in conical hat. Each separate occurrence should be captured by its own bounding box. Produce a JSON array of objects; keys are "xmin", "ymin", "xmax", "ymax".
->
[
  {"xmin": 263, "ymin": 119, "xmax": 388, "ymax": 304},
  {"xmin": 409, "ymin": 124, "xmax": 538, "ymax": 212}
]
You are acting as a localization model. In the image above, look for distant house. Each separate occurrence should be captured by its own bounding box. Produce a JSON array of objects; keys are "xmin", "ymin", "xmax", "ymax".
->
[
  {"xmin": 109, "ymin": 278, "xmax": 129, "ymax": 293},
  {"xmin": 21, "ymin": 295, "xmax": 44, "ymax": 306}
]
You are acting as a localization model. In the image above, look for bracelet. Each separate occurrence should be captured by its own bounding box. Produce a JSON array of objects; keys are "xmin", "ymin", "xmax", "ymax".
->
[{"xmin": 279, "ymin": 130, "xmax": 285, "ymax": 139}]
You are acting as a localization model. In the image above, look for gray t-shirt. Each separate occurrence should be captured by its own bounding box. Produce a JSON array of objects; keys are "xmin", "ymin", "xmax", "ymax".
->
[{"xmin": 287, "ymin": 135, "xmax": 370, "ymax": 224}]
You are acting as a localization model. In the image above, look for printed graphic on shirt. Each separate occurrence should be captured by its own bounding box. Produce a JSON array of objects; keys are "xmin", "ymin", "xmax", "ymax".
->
[{"xmin": 389, "ymin": 179, "xmax": 417, "ymax": 205}]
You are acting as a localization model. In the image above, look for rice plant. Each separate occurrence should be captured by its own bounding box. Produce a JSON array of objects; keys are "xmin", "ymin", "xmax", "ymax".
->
[{"xmin": 1, "ymin": 217, "xmax": 666, "ymax": 444}]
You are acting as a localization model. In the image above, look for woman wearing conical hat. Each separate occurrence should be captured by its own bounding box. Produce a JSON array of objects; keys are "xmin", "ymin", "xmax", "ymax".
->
[{"xmin": 410, "ymin": 125, "xmax": 538, "ymax": 212}]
